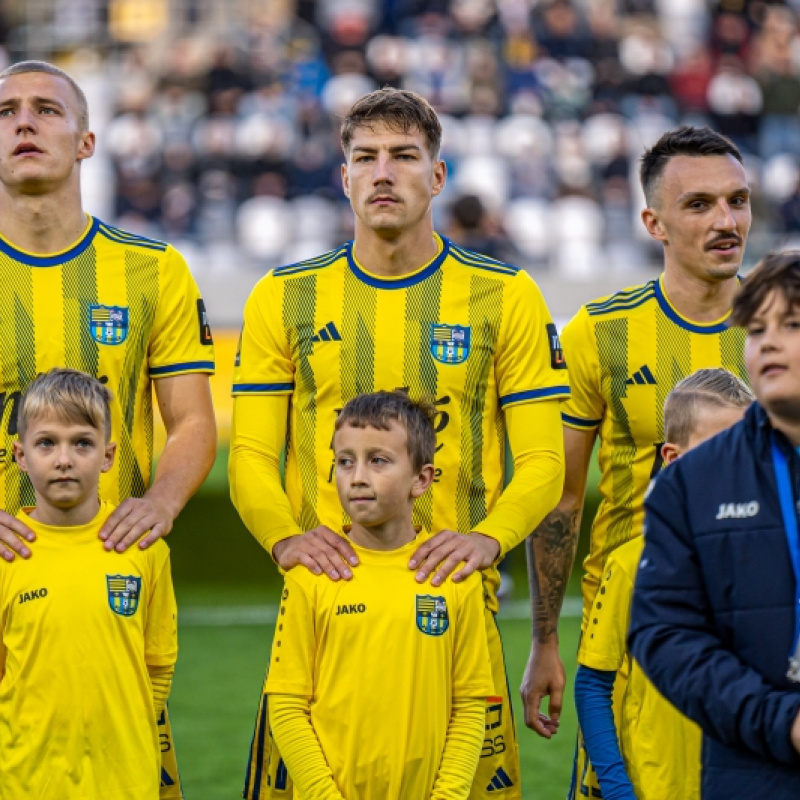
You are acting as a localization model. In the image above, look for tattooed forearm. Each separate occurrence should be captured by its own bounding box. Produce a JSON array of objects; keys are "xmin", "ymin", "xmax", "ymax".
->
[{"xmin": 526, "ymin": 508, "xmax": 580, "ymax": 643}]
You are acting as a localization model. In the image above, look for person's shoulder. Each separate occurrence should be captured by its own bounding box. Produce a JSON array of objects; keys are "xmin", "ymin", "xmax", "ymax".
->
[
  {"xmin": 578, "ymin": 279, "xmax": 659, "ymax": 321},
  {"xmin": 605, "ymin": 536, "xmax": 644, "ymax": 578},
  {"xmin": 269, "ymin": 243, "xmax": 349, "ymax": 281},
  {"xmin": 93, "ymin": 218, "xmax": 171, "ymax": 255},
  {"xmin": 445, "ymin": 238, "xmax": 524, "ymax": 281},
  {"xmin": 247, "ymin": 243, "xmax": 349, "ymax": 302}
]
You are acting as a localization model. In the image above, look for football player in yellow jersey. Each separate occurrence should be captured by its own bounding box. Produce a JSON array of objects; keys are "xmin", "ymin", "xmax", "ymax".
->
[
  {"xmin": 0, "ymin": 61, "xmax": 216, "ymax": 799},
  {"xmin": 267, "ymin": 391, "xmax": 493, "ymax": 799},
  {"xmin": 574, "ymin": 369, "xmax": 753, "ymax": 800},
  {"xmin": 1, "ymin": 369, "xmax": 177, "ymax": 800},
  {"xmin": 232, "ymin": 88, "xmax": 568, "ymax": 799},
  {"xmin": 522, "ymin": 126, "xmax": 752, "ymax": 771}
]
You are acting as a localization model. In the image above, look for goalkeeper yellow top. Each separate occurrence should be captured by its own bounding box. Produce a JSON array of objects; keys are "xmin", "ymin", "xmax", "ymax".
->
[
  {"xmin": 0, "ymin": 502, "xmax": 177, "ymax": 800},
  {"xmin": 264, "ymin": 530, "xmax": 494, "ymax": 800},
  {"xmin": 0, "ymin": 215, "xmax": 215, "ymax": 513},
  {"xmin": 231, "ymin": 234, "xmax": 569, "ymax": 609},
  {"xmin": 578, "ymin": 536, "xmax": 701, "ymax": 800},
  {"xmin": 561, "ymin": 276, "xmax": 746, "ymax": 618}
]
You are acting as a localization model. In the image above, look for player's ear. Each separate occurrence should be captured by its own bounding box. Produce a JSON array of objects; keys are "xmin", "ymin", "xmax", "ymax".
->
[
  {"xmin": 12, "ymin": 440, "xmax": 28, "ymax": 473},
  {"xmin": 341, "ymin": 162, "xmax": 350, "ymax": 198},
  {"xmin": 411, "ymin": 463, "xmax": 435, "ymax": 498},
  {"xmin": 431, "ymin": 158, "xmax": 446, "ymax": 197},
  {"xmin": 76, "ymin": 130, "xmax": 95, "ymax": 163},
  {"xmin": 661, "ymin": 441, "xmax": 681, "ymax": 466},
  {"xmin": 642, "ymin": 207, "xmax": 667, "ymax": 244},
  {"xmin": 101, "ymin": 441, "xmax": 117, "ymax": 473}
]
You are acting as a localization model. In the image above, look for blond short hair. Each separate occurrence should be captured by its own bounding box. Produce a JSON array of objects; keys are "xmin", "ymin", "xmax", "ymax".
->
[
  {"xmin": 17, "ymin": 369, "xmax": 112, "ymax": 441},
  {"xmin": 0, "ymin": 60, "xmax": 89, "ymax": 130},
  {"xmin": 663, "ymin": 368, "xmax": 754, "ymax": 447}
]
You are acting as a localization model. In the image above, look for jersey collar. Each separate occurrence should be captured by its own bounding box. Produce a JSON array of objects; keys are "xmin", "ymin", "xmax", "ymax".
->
[
  {"xmin": 654, "ymin": 274, "xmax": 734, "ymax": 334},
  {"xmin": 346, "ymin": 233, "xmax": 449, "ymax": 289},
  {"xmin": 0, "ymin": 214, "xmax": 99, "ymax": 267}
]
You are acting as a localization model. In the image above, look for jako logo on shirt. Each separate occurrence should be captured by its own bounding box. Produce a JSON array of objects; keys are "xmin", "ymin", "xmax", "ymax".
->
[
  {"xmin": 716, "ymin": 501, "xmax": 760, "ymax": 520},
  {"xmin": 335, "ymin": 604, "xmax": 366, "ymax": 615},
  {"xmin": 18, "ymin": 587, "xmax": 47, "ymax": 604}
]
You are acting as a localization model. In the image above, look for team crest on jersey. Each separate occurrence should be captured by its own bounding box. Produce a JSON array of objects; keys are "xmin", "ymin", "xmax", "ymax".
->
[
  {"xmin": 89, "ymin": 305, "xmax": 129, "ymax": 345},
  {"xmin": 430, "ymin": 324, "xmax": 471, "ymax": 365},
  {"xmin": 106, "ymin": 574, "xmax": 141, "ymax": 616},
  {"xmin": 416, "ymin": 594, "xmax": 449, "ymax": 636}
]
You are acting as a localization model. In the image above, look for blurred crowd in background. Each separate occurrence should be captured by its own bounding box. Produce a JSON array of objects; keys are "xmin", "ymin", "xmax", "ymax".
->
[{"xmin": 5, "ymin": 0, "xmax": 800, "ymax": 282}]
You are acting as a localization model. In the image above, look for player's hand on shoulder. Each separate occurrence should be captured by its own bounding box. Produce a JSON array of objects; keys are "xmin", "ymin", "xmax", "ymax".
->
[
  {"xmin": 100, "ymin": 495, "xmax": 174, "ymax": 552},
  {"xmin": 520, "ymin": 639, "xmax": 565, "ymax": 738},
  {"xmin": 0, "ymin": 509, "xmax": 34, "ymax": 561},
  {"xmin": 409, "ymin": 529, "xmax": 500, "ymax": 587},
  {"xmin": 272, "ymin": 526, "xmax": 359, "ymax": 581}
]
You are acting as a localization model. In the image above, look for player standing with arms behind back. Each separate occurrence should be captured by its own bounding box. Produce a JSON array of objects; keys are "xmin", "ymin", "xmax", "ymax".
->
[
  {"xmin": 521, "ymin": 127, "xmax": 752, "ymax": 797},
  {"xmin": 0, "ymin": 61, "xmax": 216, "ymax": 798},
  {"xmin": 231, "ymin": 87, "xmax": 569, "ymax": 799}
]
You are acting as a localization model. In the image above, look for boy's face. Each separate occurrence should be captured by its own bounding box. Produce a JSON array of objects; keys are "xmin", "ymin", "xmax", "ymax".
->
[
  {"xmin": 333, "ymin": 420, "xmax": 432, "ymax": 528},
  {"xmin": 744, "ymin": 290, "xmax": 800, "ymax": 422},
  {"xmin": 662, "ymin": 404, "xmax": 747, "ymax": 465},
  {"xmin": 13, "ymin": 414, "xmax": 115, "ymax": 512}
]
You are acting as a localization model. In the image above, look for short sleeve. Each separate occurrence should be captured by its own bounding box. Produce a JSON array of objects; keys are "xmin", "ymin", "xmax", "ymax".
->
[
  {"xmin": 496, "ymin": 271, "xmax": 570, "ymax": 410},
  {"xmin": 577, "ymin": 541, "xmax": 641, "ymax": 672},
  {"xmin": 147, "ymin": 246, "xmax": 215, "ymax": 378},
  {"xmin": 144, "ymin": 542, "xmax": 178, "ymax": 668},
  {"xmin": 452, "ymin": 574, "xmax": 494, "ymax": 698},
  {"xmin": 232, "ymin": 274, "xmax": 294, "ymax": 396},
  {"xmin": 560, "ymin": 307, "xmax": 604, "ymax": 430},
  {"xmin": 264, "ymin": 573, "xmax": 315, "ymax": 697}
]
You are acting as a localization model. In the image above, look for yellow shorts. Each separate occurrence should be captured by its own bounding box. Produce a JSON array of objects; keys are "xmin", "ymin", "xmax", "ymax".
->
[
  {"xmin": 242, "ymin": 606, "xmax": 521, "ymax": 799},
  {"xmin": 159, "ymin": 704, "xmax": 184, "ymax": 799}
]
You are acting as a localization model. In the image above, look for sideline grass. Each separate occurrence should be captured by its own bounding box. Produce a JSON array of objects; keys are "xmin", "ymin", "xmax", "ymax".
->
[{"xmin": 169, "ymin": 594, "xmax": 581, "ymax": 800}]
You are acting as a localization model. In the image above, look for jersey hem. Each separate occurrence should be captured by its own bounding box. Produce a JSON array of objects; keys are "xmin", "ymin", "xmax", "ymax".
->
[
  {"xmin": 232, "ymin": 382, "xmax": 294, "ymax": 394},
  {"xmin": 562, "ymin": 412, "xmax": 602, "ymax": 429},
  {"xmin": 499, "ymin": 386, "xmax": 570, "ymax": 408},
  {"xmin": 149, "ymin": 361, "xmax": 215, "ymax": 377}
]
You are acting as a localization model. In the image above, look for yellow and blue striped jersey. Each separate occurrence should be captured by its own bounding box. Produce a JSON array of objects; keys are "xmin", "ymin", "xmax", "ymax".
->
[
  {"xmin": 0, "ymin": 216, "xmax": 215, "ymax": 513},
  {"xmin": 232, "ymin": 234, "xmax": 569, "ymax": 583},
  {"xmin": 578, "ymin": 537, "xmax": 701, "ymax": 800},
  {"xmin": 562, "ymin": 276, "xmax": 747, "ymax": 619}
]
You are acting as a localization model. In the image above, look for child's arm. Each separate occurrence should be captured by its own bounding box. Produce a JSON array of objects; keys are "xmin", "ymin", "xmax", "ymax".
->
[
  {"xmin": 574, "ymin": 666, "xmax": 636, "ymax": 800},
  {"xmin": 430, "ymin": 697, "xmax": 485, "ymax": 800},
  {"xmin": 268, "ymin": 694, "xmax": 345, "ymax": 800},
  {"xmin": 145, "ymin": 545, "xmax": 178, "ymax": 717},
  {"xmin": 575, "ymin": 543, "xmax": 640, "ymax": 800}
]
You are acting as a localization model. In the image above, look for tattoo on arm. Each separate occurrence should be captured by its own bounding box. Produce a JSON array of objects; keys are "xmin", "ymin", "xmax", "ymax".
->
[{"xmin": 526, "ymin": 509, "xmax": 580, "ymax": 642}]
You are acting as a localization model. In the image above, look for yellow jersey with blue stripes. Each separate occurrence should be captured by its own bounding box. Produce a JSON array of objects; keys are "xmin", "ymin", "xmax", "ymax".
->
[
  {"xmin": 0, "ymin": 216, "xmax": 215, "ymax": 514},
  {"xmin": 561, "ymin": 276, "xmax": 746, "ymax": 619},
  {"xmin": 233, "ymin": 233, "xmax": 569, "ymax": 549}
]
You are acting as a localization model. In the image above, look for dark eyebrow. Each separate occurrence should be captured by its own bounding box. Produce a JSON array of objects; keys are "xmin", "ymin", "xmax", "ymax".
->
[
  {"xmin": 0, "ymin": 95, "xmax": 67, "ymax": 109},
  {"xmin": 351, "ymin": 144, "xmax": 422, "ymax": 155},
  {"xmin": 677, "ymin": 186, "xmax": 751, "ymax": 204}
]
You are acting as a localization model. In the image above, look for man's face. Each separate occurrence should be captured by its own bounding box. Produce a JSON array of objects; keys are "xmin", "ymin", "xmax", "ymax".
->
[
  {"xmin": 334, "ymin": 420, "xmax": 427, "ymax": 530},
  {"xmin": 744, "ymin": 290, "xmax": 800, "ymax": 423},
  {"xmin": 341, "ymin": 122, "xmax": 446, "ymax": 239},
  {"xmin": 0, "ymin": 72, "xmax": 94, "ymax": 193},
  {"xmin": 13, "ymin": 414, "xmax": 114, "ymax": 513},
  {"xmin": 642, "ymin": 154, "xmax": 751, "ymax": 283}
]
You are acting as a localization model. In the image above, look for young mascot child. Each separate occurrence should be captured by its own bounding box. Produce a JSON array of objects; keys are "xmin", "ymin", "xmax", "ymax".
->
[
  {"xmin": 264, "ymin": 390, "xmax": 494, "ymax": 799},
  {"xmin": 0, "ymin": 368, "xmax": 177, "ymax": 799},
  {"xmin": 574, "ymin": 369, "xmax": 754, "ymax": 799}
]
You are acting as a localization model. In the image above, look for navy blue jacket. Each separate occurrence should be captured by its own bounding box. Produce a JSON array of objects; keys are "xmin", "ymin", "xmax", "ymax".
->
[{"xmin": 629, "ymin": 403, "xmax": 800, "ymax": 799}]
